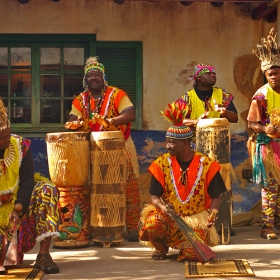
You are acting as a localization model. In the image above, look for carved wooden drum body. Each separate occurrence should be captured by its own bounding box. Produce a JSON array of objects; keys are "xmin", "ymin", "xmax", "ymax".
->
[
  {"xmin": 46, "ymin": 132, "xmax": 90, "ymax": 187},
  {"xmin": 46, "ymin": 132, "xmax": 91, "ymax": 248},
  {"xmin": 90, "ymin": 131, "xmax": 127, "ymax": 247},
  {"xmin": 196, "ymin": 118, "xmax": 232, "ymax": 244}
]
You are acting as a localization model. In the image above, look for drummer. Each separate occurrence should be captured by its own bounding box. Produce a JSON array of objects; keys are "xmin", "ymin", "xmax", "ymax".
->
[
  {"xmin": 176, "ymin": 63, "xmax": 238, "ymax": 131},
  {"xmin": 65, "ymin": 56, "xmax": 140, "ymax": 242}
]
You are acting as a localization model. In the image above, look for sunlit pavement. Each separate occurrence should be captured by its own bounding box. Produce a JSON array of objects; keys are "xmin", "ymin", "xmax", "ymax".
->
[{"xmin": 23, "ymin": 226, "xmax": 280, "ymax": 280}]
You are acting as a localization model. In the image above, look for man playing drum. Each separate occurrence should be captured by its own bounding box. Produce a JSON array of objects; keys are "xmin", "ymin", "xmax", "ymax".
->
[
  {"xmin": 139, "ymin": 100, "xmax": 227, "ymax": 261},
  {"xmin": 65, "ymin": 56, "xmax": 140, "ymax": 242},
  {"xmin": 177, "ymin": 63, "xmax": 238, "ymax": 129},
  {"xmin": 0, "ymin": 98, "xmax": 60, "ymax": 274},
  {"xmin": 248, "ymin": 28, "xmax": 280, "ymax": 240}
]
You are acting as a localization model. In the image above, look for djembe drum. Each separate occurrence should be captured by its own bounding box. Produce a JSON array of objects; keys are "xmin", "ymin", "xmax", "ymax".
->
[
  {"xmin": 46, "ymin": 132, "xmax": 91, "ymax": 248},
  {"xmin": 196, "ymin": 118, "xmax": 232, "ymax": 244},
  {"xmin": 90, "ymin": 131, "xmax": 127, "ymax": 248}
]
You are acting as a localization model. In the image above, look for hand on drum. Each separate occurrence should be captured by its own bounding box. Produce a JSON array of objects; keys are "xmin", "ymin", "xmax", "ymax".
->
[
  {"xmin": 65, "ymin": 116, "xmax": 84, "ymax": 130},
  {"xmin": 197, "ymin": 111, "xmax": 209, "ymax": 122},
  {"xmin": 92, "ymin": 113, "xmax": 110, "ymax": 127},
  {"xmin": 213, "ymin": 99, "xmax": 226, "ymax": 115}
]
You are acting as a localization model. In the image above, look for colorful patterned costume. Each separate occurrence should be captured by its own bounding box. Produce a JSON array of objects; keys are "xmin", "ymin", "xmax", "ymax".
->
[
  {"xmin": 0, "ymin": 134, "xmax": 59, "ymax": 263},
  {"xmin": 179, "ymin": 87, "xmax": 235, "ymax": 120},
  {"xmin": 139, "ymin": 152, "xmax": 225, "ymax": 261},
  {"xmin": 70, "ymin": 86, "xmax": 140, "ymax": 237},
  {"xmin": 247, "ymin": 83, "xmax": 280, "ymax": 228}
]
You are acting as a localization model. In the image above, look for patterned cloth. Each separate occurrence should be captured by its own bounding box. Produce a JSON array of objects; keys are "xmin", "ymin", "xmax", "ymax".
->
[
  {"xmin": 126, "ymin": 159, "xmax": 141, "ymax": 235},
  {"xmin": 82, "ymin": 57, "xmax": 108, "ymax": 89},
  {"xmin": 139, "ymin": 152, "xmax": 221, "ymax": 261},
  {"xmin": 247, "ymin": 83, "xmax": 280, "ymax": 228},
  {"xmin": 148, "ymin": 153, "xmax": 220, "ymax": 214},
  {"xmin": 189, "ymin": 63, "xmax": 216, "ymax": 81},
  {"xmin": 166, "ymin": 125, "xmax": 193, "ymax": 140},
  {"xmin": 0, "ymin": 134, "xmax": 59, "ymax": 263},
  {"xmin": 0, "ymin": 135, "xmax": 31, "ymax": 235},
  {"xmin": 17, "ymin": 180, "xmax": 59, "ymax": 262},
  {"xmin": 140, "ymin": 207, "xmax": 207, "ymax": 261},
  {"xmin": 179, "ymin": 88, "xmax": 234, "ymax": 120},
  {"xmin": 71, "ymin": 86, "xmax": 133, "ymax": 139},
  {"xmin": 70, "ymin": 86, "xmax": 141, "ymax": 235}
]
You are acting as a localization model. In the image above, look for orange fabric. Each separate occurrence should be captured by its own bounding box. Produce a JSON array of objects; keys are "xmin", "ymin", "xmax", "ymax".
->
[
  {"xmin": 72, "ymin": 94, "xmax": 95, "ymax": 112},
  {"xmin": 148, "ymin": 153, "xmax": 219, "ymax": 215},
  {"xmin": 148, "ymin": 161, "xmax": 165, "ymax": 187},
  {"xmin": 72, "ymin": 86, "xmax": 131, "ymax": 135}
]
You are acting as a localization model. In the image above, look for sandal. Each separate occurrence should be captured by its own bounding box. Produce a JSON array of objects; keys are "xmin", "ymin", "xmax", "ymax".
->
[
  {"xmin": 151, "ymin": 250, "xmax": 167, "ymax": 261},
  {"xmin": 274, "ymin": 215, "xmax": 280, "ymax": 231},
  {"xmin": 34, "ymin": 253, "xmax": 59, "ymax": 274},
  {"xmin": 260, "ymin": 227, "xmax": 278, "ymax": 240}
]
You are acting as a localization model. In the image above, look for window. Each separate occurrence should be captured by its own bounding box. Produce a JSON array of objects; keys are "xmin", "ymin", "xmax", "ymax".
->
[
  {"xmin": 96, "ymin": 42, "xmax": 143, "ymax": 130},
  {"xmin": 0, "ymin": 35, "xmax": 142, "ymax": 134}
]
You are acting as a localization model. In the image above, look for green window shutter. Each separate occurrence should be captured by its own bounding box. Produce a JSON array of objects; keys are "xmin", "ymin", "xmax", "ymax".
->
[
  {"xmin": 95, "ymin": 42, "xmax": 142, "ymax": 130},
  {"xmin": 96, "ymin": 48, "xmax": 137, "ymax": 105}
]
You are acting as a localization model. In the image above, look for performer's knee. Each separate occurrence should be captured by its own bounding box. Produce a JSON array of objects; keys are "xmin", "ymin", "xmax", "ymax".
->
[{"xmin": 142, "ymin": 214, "xmax": 168, "ymax": 238}]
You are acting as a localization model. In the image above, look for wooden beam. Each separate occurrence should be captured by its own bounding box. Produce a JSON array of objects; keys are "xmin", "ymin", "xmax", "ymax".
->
[
  {"xmin": 122, "ymin": 0, "xmax": 271, "ymax": 2},
  {"xmin": 267, "ymin": 8, "xmax": 277, "ymax": 22},
  {"xmin": 252, "ymin": 3, "xmax": 276, "ymax": 20}
]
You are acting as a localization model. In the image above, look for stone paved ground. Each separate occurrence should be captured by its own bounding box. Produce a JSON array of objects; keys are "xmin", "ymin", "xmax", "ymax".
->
[{"xmin": 23, "ymin": 226, "xmax": 280, "ymax": 280}]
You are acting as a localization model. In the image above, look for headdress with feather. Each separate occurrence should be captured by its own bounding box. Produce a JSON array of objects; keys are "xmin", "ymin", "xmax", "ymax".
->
[
  {"xmin": 253, "ymin": 28, "xmax": 280, "ymax": 72},
  {"xmin": 161, "ymin": 99, "xmax": 193, "ymax": 139},
  {"xmin": 0, "ymin": 98, "xmax": 10, "ymax": 131}
]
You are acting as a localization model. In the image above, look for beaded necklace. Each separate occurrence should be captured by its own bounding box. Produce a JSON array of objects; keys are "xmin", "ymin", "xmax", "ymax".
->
[
  {"xmin": 88, "ymin": 90, "xmax": 105, "ymax": 118},
  {"xmin": 167, "ymin": 156, "xmax": 205, "ymax": 204}
]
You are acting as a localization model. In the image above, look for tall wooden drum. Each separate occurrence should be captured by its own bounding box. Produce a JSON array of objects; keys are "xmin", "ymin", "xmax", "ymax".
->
[
  {"xmin": 46, "ymin": 132, "xmax": 90, "ymax": 187},
  {"xmin": 90, "ymin": 131, "xmax": 127, "ymax": 248},
  {"xmin": 46, "ymin": 132, "xmax": 91, "ymax": 248},
  {"xmin": 196, "ymin": 118, "xmax": 232, "ymax": 244}
]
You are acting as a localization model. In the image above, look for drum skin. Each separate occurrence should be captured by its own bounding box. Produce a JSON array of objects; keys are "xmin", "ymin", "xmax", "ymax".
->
[
  {"xmin": 46, "ymin": 132, "xmax": 90, "ymax": 187},
  {"xmin": 90, "ymin": 131, "xmax": 127, "ymax": 246},
  {"xmin": 196, "ymin": 118, "xmax": 230, "ymax": 164}
]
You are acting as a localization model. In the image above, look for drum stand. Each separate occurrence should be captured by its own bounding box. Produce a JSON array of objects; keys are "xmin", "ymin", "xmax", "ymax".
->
[
  {"xmin": 195, "ymin": 118, "xmax": 233, "ymax": 245},
  {"xmin": 215, "ymin": 190, "xmax": 233, "ymax": 245}
]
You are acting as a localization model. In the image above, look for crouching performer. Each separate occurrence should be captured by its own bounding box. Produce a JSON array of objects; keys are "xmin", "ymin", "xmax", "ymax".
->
[{"xmin": 139, "ymin": 100, "xmax": 227, "ymax": 261}]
